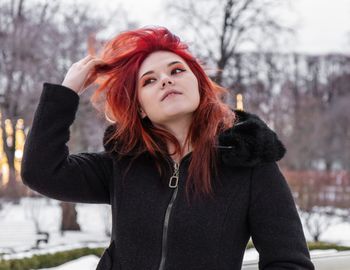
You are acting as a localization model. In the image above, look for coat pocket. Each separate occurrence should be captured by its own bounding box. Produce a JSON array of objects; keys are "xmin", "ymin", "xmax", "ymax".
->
[{"xmin": 96, "ymin": 240, "xmax": 115, "ymax": 270}]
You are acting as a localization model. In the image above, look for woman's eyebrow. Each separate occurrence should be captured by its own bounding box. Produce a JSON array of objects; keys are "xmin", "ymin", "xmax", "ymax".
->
[{"xmin": 140, "ymin": 61, "xmax": 183, "ymax": 79}]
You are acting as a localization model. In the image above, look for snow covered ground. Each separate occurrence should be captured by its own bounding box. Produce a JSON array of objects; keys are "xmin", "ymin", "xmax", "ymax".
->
[
  {"xmin": 0, "ymin": 197, "xmax": 349, "ymax": 269},
  {"xmin": 0, "ymin": 197, "xmax": 111, "ymax": 258},
  {"xmin": 38, "ymin": 255, "xmax": 100, "ymax": 270}
]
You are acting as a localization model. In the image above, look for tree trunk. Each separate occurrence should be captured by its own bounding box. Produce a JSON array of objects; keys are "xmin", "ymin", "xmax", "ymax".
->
[{"xmin": 60, "ymin": 202, "xmax": 81, "ymax": 235}]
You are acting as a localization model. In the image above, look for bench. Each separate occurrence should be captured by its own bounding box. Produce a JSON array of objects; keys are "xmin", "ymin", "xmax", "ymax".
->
[{"xmin": 0, "ymin": 221, "xmax": 50, "ymax": 254}]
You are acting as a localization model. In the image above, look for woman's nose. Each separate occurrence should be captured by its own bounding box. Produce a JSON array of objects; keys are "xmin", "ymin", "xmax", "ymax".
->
[{"xmin": 160, "ymin": 76, "xmax": 174, "ymax": 88}]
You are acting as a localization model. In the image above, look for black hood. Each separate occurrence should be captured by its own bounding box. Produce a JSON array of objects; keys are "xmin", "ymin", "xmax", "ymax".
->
[{"xmin": 102, "ymin": 109, "xmax": 286, "ymax": 167}]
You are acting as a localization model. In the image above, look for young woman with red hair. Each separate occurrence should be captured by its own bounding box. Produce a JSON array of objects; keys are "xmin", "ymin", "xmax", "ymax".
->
[{"xmin": 21, "ymin": 26, "xmax": 314, "ymax": 270}]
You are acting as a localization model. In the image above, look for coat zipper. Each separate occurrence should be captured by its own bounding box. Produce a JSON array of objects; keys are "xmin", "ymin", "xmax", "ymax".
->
[
  {"xmin": 157, "ymin": 156, "xmax": 183, "ymax": 270},
  {"xmin": 157, "ymin": 147, "xmax": 222, "ymax": 269}
]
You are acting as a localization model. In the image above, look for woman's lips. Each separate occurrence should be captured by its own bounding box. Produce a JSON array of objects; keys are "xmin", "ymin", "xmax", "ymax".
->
[
  {"xmin": 161, "ymin": 89, "xmax": 183, "ymax": 101},
  {"xmin": 164, "ymin": 93, "xmax": 180, "ymax": 100},
  {"xmin": 162, "ymin": 92, "xmax": 182, "ymax": 101}
]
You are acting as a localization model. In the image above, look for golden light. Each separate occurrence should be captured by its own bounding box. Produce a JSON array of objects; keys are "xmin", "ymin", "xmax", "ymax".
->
[
  {"xmin": 0, "ymin": 117, "xmax": 25, "ymax": 187},
  {"xmin": 236, "ymin": 93, "xmax": 244, "ymax": 111}
]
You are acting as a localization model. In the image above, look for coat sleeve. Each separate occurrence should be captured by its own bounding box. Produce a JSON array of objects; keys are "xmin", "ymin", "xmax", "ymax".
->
[
  {"xmin": 20, "ymin": 82, "xmax": 113, "ymax": 204},
  {"xmin": 248, "ymin": 161, "xmax": 315, "ymax": 269}
]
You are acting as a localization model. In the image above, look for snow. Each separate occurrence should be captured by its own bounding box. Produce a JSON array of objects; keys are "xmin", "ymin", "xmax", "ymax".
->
[
  {"xmin": 0, "ymin": 197, "xmax": 349, "ymax": 269},
  {"xmin": 37, "ymin": 255, "xmax": 100, "ymax": 270},
  {"xmin": 0, "ymin": 197, "xmax": 111, "ymax": 259},
  {"xmin": 316, "ymin": 223, "xmax": 350, "ymax": 246}
]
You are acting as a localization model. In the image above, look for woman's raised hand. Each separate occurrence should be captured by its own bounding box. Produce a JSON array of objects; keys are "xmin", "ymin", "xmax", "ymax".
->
[{"xmin": 61, "ymin": 55, "xmax": 105, "ymax": 95}]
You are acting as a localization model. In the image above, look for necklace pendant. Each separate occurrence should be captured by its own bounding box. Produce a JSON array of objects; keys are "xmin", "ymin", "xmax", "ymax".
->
[{"xmin": 169, "ymin": 175, "xmax": 179, "ymax": 188}]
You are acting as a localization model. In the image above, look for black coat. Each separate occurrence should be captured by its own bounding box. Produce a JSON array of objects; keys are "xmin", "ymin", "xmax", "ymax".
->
[{"xmin": 21, "ymin": 83, "xmax": 315, "ymax": 270}]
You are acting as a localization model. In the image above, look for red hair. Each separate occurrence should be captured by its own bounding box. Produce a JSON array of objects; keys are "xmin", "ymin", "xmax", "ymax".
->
[{"xmin": 90, "ymin": 26, "xmax": 236, "ymax": 204}]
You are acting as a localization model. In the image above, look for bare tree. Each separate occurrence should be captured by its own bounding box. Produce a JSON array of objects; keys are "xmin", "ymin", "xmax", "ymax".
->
[
  {"xmin": 0, "ymin": 0, "xmax": 126, "ymax": 195},
  {"xmin": 166, "ymin": 0, "xmax": 294, "ymax": 88},
  {"xmin": 0, "ymin": 0, "xmax": 131, "ymax": 235},
  {"xmin": 0, "ymin": 0, "xmax": 62, "ymax": 197},
  {"xmin": 60, "ymin": 201, "xmax": 80, "ymax": 234}
]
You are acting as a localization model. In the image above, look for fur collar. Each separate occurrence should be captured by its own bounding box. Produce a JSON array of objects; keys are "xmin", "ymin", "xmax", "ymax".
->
[{"xmin": 102, "ymin": 109, "xmax": 286, "ymax": 167}]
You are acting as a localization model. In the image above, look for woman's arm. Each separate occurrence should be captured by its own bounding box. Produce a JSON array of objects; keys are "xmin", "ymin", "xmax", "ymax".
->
[
  {"xmin": 20, "ymin": 83, "xmax": 113, "ymax": 204},
  {"xmin": 248, "ymin": 162, "xmax": 315, "ymax": 269}
]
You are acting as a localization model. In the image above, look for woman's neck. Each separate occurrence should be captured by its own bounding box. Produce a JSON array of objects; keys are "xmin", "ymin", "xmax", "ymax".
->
[
  {"xmin": 169, "ymin": 142, "xmax": 192, "ymax": 164},
  {"xmin": 153, "ymin": 114, "xmax": 193, "ymax": 163}
]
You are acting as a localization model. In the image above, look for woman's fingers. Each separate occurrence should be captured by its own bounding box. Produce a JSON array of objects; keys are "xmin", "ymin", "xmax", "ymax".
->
[
  {"xmin": 81, "ymin": 59, "xmax": 106, "ymax": 90},
  {"xmin": 80, "ymin": 55, "xmax": 105, "ymax": 67},
  {"xmin": 79, "ymin": 54, "xmax": 94, "ymax": 65},
  {"xmin": 61, "ymin": 55, "xmax": 106, "ymax": 95},
  {"xmin": 83, "ymin": 72, "xmax": 98, "ymax": 89},
  {"xmin": 86, "ymin": 58, "xmax": 105, "ymax": 69}
]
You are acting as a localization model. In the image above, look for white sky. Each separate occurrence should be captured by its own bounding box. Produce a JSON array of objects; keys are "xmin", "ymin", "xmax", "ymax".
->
[
  {"xmin": 293, "ymin": 0, "xmax": 350, "ymax": 54},
  {"xmin": 83, "ymin": 0, "xmax": 350, "ymax": 54}
]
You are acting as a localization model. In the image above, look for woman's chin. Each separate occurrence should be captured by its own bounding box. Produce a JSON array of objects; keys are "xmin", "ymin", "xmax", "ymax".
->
[{"xmin": 152, "ymin": 110, "xmax": 194, "ymax": 124}]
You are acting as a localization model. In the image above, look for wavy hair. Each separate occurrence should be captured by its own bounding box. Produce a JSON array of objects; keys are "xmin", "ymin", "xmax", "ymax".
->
[{"xmin": 89, "ymin": 26, "xmax": 236, "ymax": 204}]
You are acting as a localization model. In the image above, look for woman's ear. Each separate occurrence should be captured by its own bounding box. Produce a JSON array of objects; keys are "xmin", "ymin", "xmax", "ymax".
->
[{"xmin": 138, "ymin": 107, "xmax": 147, "ymax": 119}]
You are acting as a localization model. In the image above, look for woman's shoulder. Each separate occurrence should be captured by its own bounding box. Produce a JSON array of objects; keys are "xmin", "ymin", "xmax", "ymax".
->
[
  {"xmin": 101, "ymin": 123, "xmax": 141, "ymax": 158},
  {"xmin": 217, "ymin": 109, "xmax": 287, "ymax": 168}
]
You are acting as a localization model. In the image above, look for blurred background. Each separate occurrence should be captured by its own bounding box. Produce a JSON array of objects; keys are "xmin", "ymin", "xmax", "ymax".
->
[{"xmin": 0, "ymin": 0, "xmax": 350, "ymax": 269}]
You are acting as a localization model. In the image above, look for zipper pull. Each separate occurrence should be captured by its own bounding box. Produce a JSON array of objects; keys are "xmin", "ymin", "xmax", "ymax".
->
[{"xmin": 169, "ymin": 162, "xmax": 179, "ymax": 188}]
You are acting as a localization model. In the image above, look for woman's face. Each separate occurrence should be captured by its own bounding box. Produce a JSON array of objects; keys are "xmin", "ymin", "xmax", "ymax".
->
[{"xmin": 137, "ymin": 51, "xmax": 200, "ymax": 125}]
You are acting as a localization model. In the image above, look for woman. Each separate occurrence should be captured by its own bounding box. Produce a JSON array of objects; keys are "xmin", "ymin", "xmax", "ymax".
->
[{"xmin": 21, "ymin": 26, "xmax": 315, "ymax": 270}]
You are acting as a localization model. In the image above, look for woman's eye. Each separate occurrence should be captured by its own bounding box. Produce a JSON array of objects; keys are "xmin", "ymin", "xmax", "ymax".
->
[
  {"xmin": 143, "ymin": 78, "xmax": 155, "ymax": 86},
  {"xmin": 172, "ymin": 68, "xmax": 185, "ymax": 74},
  {"xmin": 142, "ymin": 68, "xmax": 185, "ymax": 86}
]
